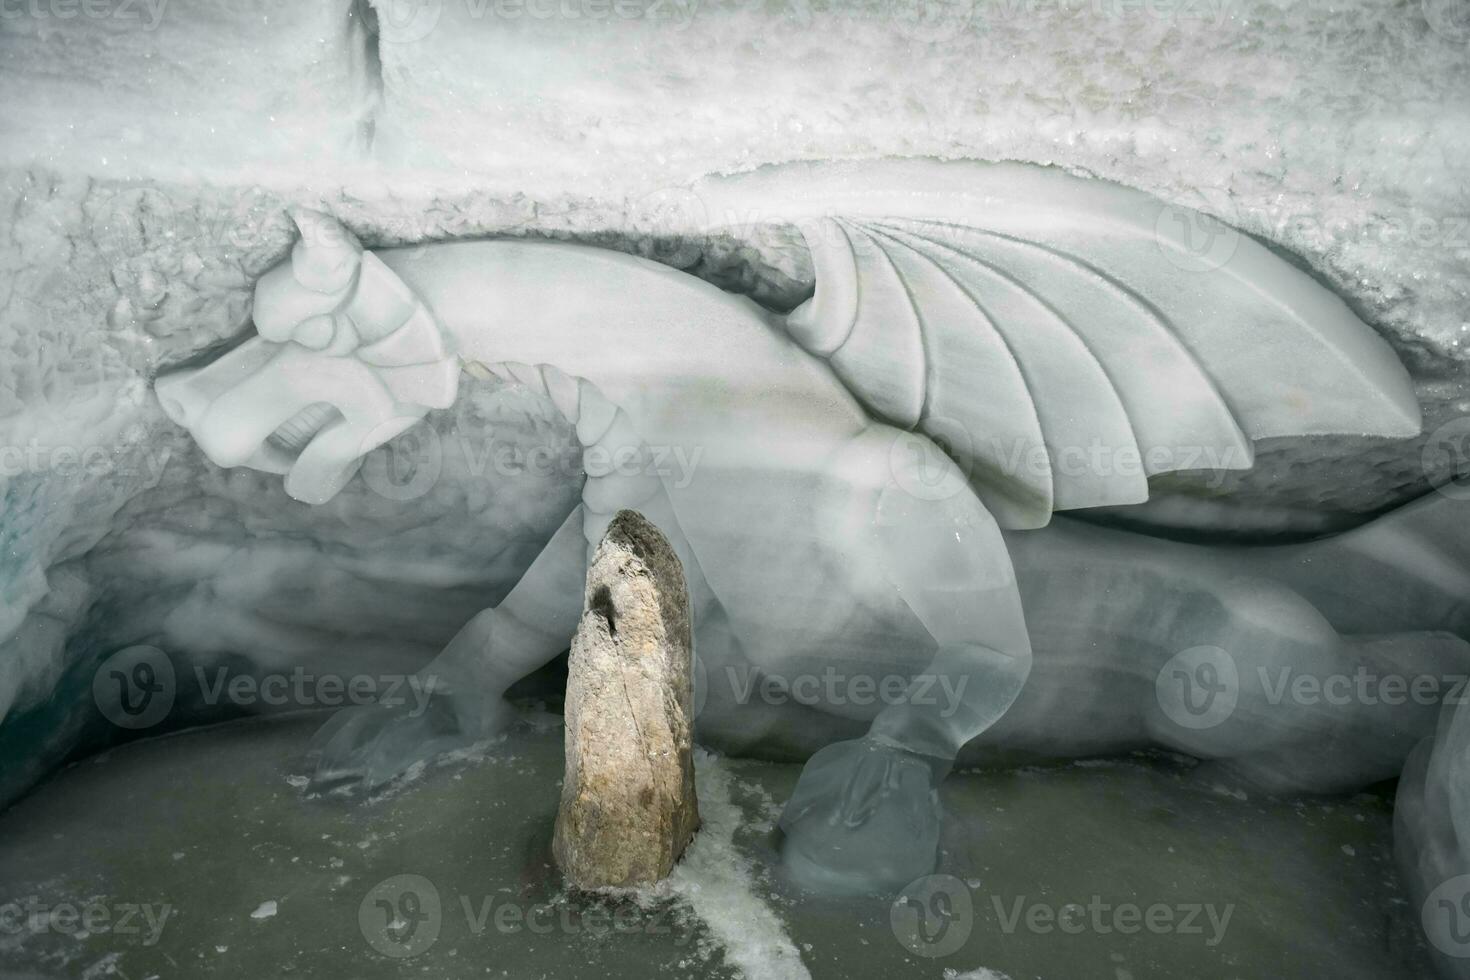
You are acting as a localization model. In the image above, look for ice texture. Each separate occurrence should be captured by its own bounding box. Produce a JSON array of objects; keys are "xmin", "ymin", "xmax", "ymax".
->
[
  {"xmin": 2, "ymin": 1, "xmax": 1466, "ymax": 351},
  {"xmin": 146, "ymin": 194, "xmax": 1470, "ymax": 894},
  {"xmin": 1398, "ymin": 695, "xmax": 1470, "ymax": 979},
  {"xmin": 0, "ymin": 1, "xmax": 368, "ymax": 180},
  {"xmin": 260, "ymin": 0, "xmax": 1470, "ymax": 362},
  {"xmin": 0, "ymin": 711, "xmax": 1437, "ymax": 979},
  {"xmin": 660, "ymin": 750, "xmax": 810, "ymax": 980},
  {"xmin": 0, "ymin": 0, "xmax": 1467, "ymax": 909}
]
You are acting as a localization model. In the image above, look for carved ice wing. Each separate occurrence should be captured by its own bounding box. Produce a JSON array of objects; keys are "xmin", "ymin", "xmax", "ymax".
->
[{"xmin": 697, "ymin": 160, "xmax": 1421, "ymax": 530}]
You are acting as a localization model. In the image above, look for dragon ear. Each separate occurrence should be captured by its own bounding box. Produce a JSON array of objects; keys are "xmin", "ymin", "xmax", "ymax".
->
[{"xmin": 288, "ymin": 208, "xmax": 363, "ymax": 294}]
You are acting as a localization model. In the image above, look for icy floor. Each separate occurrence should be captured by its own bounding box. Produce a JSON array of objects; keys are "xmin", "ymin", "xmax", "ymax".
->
[
  {"xmin": 3, "ymin": 0, "xmax": 1469, "ymax": 833},
  {"xmin": 0, "ymin": 710, "xmax": 1435, "ymax": 980}
]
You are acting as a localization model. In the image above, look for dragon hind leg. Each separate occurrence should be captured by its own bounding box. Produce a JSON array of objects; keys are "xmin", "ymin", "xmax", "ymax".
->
[{"xmin": 778, "ymin": 424, "xmax": 1035, "ymax": 893}]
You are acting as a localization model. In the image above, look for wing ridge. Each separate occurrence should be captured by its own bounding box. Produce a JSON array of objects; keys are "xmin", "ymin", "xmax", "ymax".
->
[
  {"xmin": 881, "ymin": 218, "xmax": 1255, "ymax": 476},
  {"xmin": 874, "ymin": 222, "xmax": 1149, "ymax": 512},
  {"xmin": 861, "ymin": 223, "xmax": 1055, "ymax": 526}
]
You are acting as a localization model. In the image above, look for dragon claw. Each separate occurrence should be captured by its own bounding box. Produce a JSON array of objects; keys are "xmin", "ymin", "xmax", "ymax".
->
[
  {"xmin": 779, "ymin": 736, "xmax": 943, "ymax": 895},
  {"xmin": 306, "ymin": 697, "xmax": 469, "ymax": 794}
]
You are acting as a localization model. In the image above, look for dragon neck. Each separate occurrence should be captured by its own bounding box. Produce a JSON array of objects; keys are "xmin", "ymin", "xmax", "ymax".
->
[{"xmin": 378, "ymin": 238, "xmax": 785, "ymax": 411}]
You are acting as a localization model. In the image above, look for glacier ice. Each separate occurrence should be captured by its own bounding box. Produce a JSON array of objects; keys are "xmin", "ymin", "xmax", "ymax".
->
[
  {"xmin": 0, "ymin": 1, "xmax": 1465, "ymax": 970},
  {"xmin": 148, "ymin": 167, "xmax": 1467, "ymax": 891}
]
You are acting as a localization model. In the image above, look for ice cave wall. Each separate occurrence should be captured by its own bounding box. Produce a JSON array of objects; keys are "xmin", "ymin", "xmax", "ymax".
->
[{"xmin": 0, "ymin": 0, "xmax": 1467, "ymax": 811}]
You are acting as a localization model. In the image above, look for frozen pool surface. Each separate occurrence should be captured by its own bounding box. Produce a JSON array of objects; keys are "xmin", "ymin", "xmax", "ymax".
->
[{"xmin": 0, "ymin": 711, "xmax": 1435, "ymax": 979}]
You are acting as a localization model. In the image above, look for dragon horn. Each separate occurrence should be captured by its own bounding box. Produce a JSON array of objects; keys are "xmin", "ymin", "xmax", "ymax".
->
[{"xmin": 288, "ymin": 208, "xmax": 363, "ymax": 294}]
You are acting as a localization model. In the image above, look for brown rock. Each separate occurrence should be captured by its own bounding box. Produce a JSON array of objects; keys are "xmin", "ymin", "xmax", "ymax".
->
[{"xmin": 553, "ymin": 509, "xmax": 699, "ymax": 888}]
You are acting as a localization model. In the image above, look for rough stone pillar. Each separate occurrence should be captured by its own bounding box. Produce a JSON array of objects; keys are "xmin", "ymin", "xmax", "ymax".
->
[{"xmin": 553, "ymin": 509, "xmax": 699, "ymax": 888}]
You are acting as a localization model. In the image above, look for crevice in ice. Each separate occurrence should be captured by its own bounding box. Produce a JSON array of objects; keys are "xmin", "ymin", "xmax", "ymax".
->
[{"xmin": 347, "ymin": 0, "xmax": 385, "ymax": 156}]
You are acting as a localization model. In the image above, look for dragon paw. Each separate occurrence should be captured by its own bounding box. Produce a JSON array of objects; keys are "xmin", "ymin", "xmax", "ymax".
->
[
  {"xmin": 305, "ymin": 693, "xmax": 509, "ymax": 794},
  {"xmin": 778, "ymin": 735, "xmax": 944, "ymax": 895}
]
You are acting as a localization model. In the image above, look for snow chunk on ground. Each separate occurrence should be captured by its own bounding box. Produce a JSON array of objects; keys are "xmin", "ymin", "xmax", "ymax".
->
[
  {"xmin": 655, "ymin": 750, "xmax": 810, "ymax": 980},
  {"xmin": 944, "ymin": 968, "xmax": 1013, "ymax": 980}
]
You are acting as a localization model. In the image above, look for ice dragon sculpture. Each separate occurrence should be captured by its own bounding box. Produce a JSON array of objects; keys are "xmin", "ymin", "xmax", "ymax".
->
[{"xmin": 154, "ymin": 160, "xmax": 1468, "ymax": 893}]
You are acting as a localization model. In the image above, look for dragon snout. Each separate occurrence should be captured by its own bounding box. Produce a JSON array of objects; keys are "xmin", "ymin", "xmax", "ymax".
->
[
  {"xmin": 152, "ymin": 337, "xmax": 294, "ymax": 466},
  {"xmin": 152, "ymin": 334, "xmax": 434, "ymax": 504}
]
